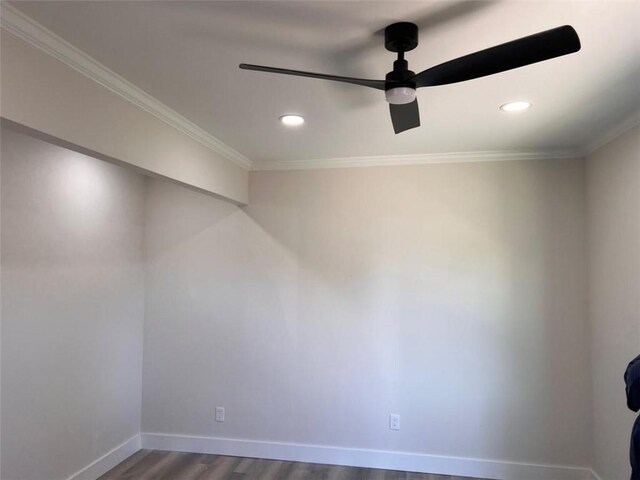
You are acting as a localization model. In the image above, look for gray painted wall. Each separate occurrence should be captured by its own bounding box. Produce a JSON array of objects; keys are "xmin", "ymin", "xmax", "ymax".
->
[
  {"xmin": 588, "ymin": 126, "xmax": 640, "ymax": 480},
  {"xmin": 142, "ymin": 158, "xmax": 591, "ymax": 468},
  {"xmin": 1, "ymin": 126, "xmax": 145, "ymax": 480}
]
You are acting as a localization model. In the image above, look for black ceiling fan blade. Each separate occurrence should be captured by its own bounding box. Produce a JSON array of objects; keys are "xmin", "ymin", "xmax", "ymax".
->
[
  {"xmin": 390, "ymin": 100, "xmax": 420, "ymax": 134},
  {"xmin": 411, "ymin": 25, "xmax": 581, "ymax": 88},
  {"xmin": 239, "ymin": 64, "xmax": 387, "ymax": 90}
]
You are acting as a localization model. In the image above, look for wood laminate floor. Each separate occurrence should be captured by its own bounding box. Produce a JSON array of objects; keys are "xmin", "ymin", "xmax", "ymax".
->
[{"xmin": 98, "ymin": 450, "xmax": 488, "ymax": 480}]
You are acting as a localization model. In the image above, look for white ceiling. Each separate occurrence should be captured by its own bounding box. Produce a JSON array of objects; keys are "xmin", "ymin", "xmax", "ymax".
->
[{"xmin": 9, "ymin": 1, "xmax": 640, "ymax": 165}]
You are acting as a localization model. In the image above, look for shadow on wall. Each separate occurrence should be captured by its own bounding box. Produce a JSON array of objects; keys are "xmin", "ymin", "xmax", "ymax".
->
[{"xmin": 144, "ymin": 180, "xmax": 239, "ymax": 261}]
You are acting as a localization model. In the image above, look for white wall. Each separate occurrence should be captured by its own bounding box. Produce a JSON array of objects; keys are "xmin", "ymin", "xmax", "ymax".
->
[
  {"xmin": 587, "ymin": 126, "xmax": 640, "ymax": 480},
  {"xmin": 142, "ymin": 157, "xmax": 591, "ymax": 470},
  {"xmin": 0, "ymin": 126, "xmax": 146, "ymax": 480}
]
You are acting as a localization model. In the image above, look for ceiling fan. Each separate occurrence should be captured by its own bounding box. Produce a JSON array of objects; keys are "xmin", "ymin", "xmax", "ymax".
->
[{"xmin": 240, "ymin": 23, "xmax": 581, "ymax": 134}]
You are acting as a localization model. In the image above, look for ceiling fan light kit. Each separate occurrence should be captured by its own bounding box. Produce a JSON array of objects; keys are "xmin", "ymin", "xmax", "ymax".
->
[
  {"xmin": 240, "ymin": 22, "xmax": 580, "ymax": 134},
  {"xmin": 385, "ymin": 87, "xmax": 417, "ymax": 105}
]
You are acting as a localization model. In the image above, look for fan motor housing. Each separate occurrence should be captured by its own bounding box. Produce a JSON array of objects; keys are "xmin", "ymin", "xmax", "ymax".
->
[
  {"xmin": 385, "ymin": 67, "xmax": 415, "ymax": 87},
  {"xmin": 385, "ymin": 22, "xmax": 419, "ymax": 53}
]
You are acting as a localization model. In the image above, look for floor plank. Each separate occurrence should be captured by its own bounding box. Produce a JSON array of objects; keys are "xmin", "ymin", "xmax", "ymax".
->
[{"xmin": 98, "ymin": 450, "xmax": 487, "ymax": 480}]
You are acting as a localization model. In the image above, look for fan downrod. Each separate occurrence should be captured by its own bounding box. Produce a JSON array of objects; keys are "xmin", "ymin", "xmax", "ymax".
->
[{"xmin": 384, "ymin": 22, "xmax": 419, "ymax": 53}]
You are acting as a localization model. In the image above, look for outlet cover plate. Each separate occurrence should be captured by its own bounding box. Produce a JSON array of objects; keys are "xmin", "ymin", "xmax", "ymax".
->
[
  {"xmin": 215, "ymin": 407, "xmax": 225, "ymax": 422},
  {"xmin": 390, "ymin": 414, "xmax": 400, "ymax": 430}
]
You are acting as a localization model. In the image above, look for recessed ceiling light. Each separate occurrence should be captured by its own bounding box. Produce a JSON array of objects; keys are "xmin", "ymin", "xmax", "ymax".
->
[
  {"xmin": 500, "ymin": 101, "xmax": 532, "ymax": 112},
  {"xmin": 279, "ymin": 114, "xmax": 305, "ymax": 126}
]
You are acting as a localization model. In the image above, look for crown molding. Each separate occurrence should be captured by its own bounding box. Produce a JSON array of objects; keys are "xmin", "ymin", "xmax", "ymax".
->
[
  {"xmin": 0, "ymin": 2, "xmax": 252, "ymax": 170},
  {"xmin": 251, "ymin": 149, "xmax": 583, "ymax": 171},
  {"xmin": 584, "ymin": 110, "xmax": 640, "ymax": 156},
  {"xmin": 4, "ymin": 3, "xmax": 635, "ymax": 173}
]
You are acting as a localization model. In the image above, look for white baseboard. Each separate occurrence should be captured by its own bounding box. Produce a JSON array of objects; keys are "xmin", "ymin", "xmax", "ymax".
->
[
  {"xmin": 141, "ymin": 432, "xmax": 592, "ymax": 480},
  {"xmin": 66, "ymin": 434, "xmax": 141, "ymax": 480}
]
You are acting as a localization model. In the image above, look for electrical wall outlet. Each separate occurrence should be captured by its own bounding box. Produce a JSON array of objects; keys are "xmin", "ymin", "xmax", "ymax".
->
[
  {"xmin": 389, "ymin": 414, "xmax": 400, "ymax": 430},
  {"xmin": 215, "ymin": 406, "xmax": 225, "ymax": 422}
]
